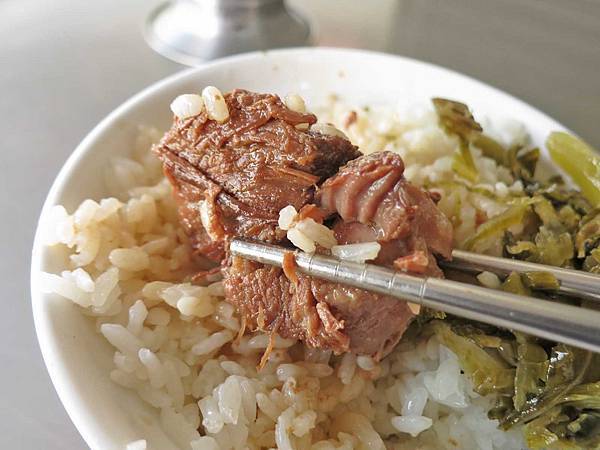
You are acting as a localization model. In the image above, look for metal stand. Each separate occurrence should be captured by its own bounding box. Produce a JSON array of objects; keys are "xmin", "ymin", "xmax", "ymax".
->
[{"xmin": 144, "ymin": 0, "xmax": 312, "ymax": 66}]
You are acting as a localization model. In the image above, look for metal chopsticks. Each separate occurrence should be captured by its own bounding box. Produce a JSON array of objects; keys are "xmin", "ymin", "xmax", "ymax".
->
[
  {"xmin": 444, "ymin": 250, "xmax": 600, "ymax": 302},
  {"xmin": 229, "ymin": 238, "xmax": 600, "ymax": 354}
]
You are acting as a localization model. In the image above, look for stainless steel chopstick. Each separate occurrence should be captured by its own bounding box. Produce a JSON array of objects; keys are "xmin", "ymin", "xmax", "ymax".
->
[
  {"xmin": 230, "ymin": 238, "xmax": 600, "ymax": 354},
  {"xmin": 444, "ymin": 250, "xmax": 600, "ymax": 302}
]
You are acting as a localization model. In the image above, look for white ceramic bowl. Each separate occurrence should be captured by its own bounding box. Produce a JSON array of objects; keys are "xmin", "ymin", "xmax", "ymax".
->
[{"xmin": 31, "ymin": 47, "xmax": 568, "ymax": 449}]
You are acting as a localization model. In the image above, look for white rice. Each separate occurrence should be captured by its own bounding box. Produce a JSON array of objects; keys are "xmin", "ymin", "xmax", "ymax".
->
[
  {"xmin": 41, "ymin": 98, "xmax": 528, "ymax": 449},
  {"xmin": 331, "ymin": 242, "xmax": 381, "ymax": 263},
  {"xmin": 170, "ymin": 94, "xmax": 205, "ymax": 120},
  {"xmin": 286, "ymin": 228, "xmax": 317, "ymax": 254},
  {"xmin": 202, "ymin": 86, "xmax": 230, "ymax": 123},
  {"xmin": 126, "ymin": 439, "xmax": 147, "ymax": 450},
  {"xmin": 310, "ymin": 122, "xmax": 348, "ymax": 139},
  {"xmin": 278, "ymin": 206, "xmax": 337, "ymax": 253},
  {"xmin": 284, "ymin": 94, "xmax": 307, "ymax": 114},
  {"xmin": 477, "ymin": 271, "xmax": 502, "ymax": 289}
]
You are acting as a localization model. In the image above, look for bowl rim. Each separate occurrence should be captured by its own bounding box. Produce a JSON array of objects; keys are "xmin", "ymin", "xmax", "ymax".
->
[{"xmin": 30, "ymin": 46, "xmax": 568, "ymax": 448}]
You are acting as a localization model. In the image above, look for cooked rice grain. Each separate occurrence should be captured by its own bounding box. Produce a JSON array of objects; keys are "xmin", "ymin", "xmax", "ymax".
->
[{"xmin": 170, "ymin": 94, "xmax": 205, "ymax": 120}]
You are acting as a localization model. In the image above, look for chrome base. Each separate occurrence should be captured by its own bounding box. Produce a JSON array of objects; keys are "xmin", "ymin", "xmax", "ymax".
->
[{"xmin": 144, "ymin": 0, "xmax": 311, "ymax": 66}]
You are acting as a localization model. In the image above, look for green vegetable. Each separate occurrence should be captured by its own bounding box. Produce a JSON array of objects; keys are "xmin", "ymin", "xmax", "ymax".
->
[
  {"xmin": 513, "ymin": 336, "xmax": 550, "ymax": 412},
  {"xmin": 509, "ymin": 349, "xmax": 600, "ymax": 449},
  {"xmin": 533, "ymin": 197, "xmax": 563, "ymax": 230},
  {"xmin": 558, "ymin": 205, "xmax": 582, "ymax": 233},
  {"xmin": 547, "ymin": 132, "xmax": 600, "ymax": 207},
  {"xmin": 524, "ymin": 407, "xmax": 579, "ymax": 449},
  {"xmin": 583, "ymin": 248, "xmax": 600, "ymax": 273},
  {"xmin": 425, "ymin": 98, "xmax": 600, "ymax": 449},
  {"xmin": 502, "ymin": 272, "xmax": 532, "ymax": 296},
  {"xmin": 488, "ymin": 395, "xmax": 516, "ymax": 421},
  {"xmin": 534, "ymin": 227, "xmax": 574, "ymax": 267},
  {"xmin": 500, "ymin": 196, "xmax": 575, "ymax": 266},
  {"xmin": 505, "ymin": 240, "xmax": 539, "ymax": 261},
  {"xmin": 528, "ymin": 183, "xmax": 593, "ymax": 216},
  {"xmin": 502, "ymin": 346, "xmax": 592, "ymax": 426},
  {"xmin": 560, "ymin": 382, "xmax": 600, "ymax": 409},
  {"xmin": 575, "ymin": 211, "xmax": 600, "ymax": 259},
  {"xmin": 432, "ymin": 98, "xmax": 482, "ymax": 142},
  {"xmin": 566, "ymin": 411, "xmax": 600, "ymax": 436},
  {"xmin": 548, "ymin": 344, "xmax": 582, "ymax": 388},
  {"xmin": 507, "ymin": 146, "xmax": 540, "ymax": 183},
  {"xmin": 432, "ymin": 98, "xmax": 481, "ymax": 182},
  {"xmin": 528, "ymin": 198, "xmax": 574, "ymax": 265},
  {"xmin": 452, "ymin": 147, "xmax": 479, "ymax": 183},
  {"xmin": 428, "ymin": 319, "xmax": 598, "ymax": 450},
  {"xmin": 429, "ymin": 321, "xmax": 515, "ymax": 395},
  {"xmin": 464, "ymin": 202, "xmax": 532, "ymax": 251},
  {"xmin": 521, "ymin": 272, "xmax": 561, "ymax": 291},
  {"xmin": 474, "ymin": 133, "xmax": 507, "ymax": 165}
]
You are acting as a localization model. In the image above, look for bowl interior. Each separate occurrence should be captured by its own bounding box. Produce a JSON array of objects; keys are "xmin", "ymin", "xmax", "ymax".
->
[{"xmin": 31, "ymin": 48, "xmax": 567, "ymax": 449}]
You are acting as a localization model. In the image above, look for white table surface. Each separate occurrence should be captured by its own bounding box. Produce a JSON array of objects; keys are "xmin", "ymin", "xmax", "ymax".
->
[{"xmin": 1, "ymin": 0, "xmax": 598, "ymax": 448}]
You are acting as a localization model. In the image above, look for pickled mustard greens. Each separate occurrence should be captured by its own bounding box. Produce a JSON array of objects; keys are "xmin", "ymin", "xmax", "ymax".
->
[
  {"xmin": 521, "ymin": 272, "xmax": 560, "ymax": 292},
  {"xmin": 427, "ymin": 319, "xmax": 600, "ymax": 449},
  {"xmin": 429, "ymin": 321, "xmax": 515, "ymax": 395},
  {"xmin": 432, "ymin": 98, "xmax": 541, "ymax": 184},
  {"xmin": 432, "ymin": 98, "xmax": 481, "ymax": 182},
  {"xmin": 548, "ymin": 132, "xmax": 600, "ymax": 207},
  {"xmin": 429, "ymin": 99, "xmax": 600, "ymax": 449},
  {"xmin": 463, "ymin": 200, "xmax": 531, "ymax": 252}
]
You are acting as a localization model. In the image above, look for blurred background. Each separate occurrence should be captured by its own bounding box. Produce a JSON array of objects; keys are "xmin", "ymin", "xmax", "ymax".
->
[{"xmin": 1, "ymin": 0, "xmax": 598, "ymax": 447}]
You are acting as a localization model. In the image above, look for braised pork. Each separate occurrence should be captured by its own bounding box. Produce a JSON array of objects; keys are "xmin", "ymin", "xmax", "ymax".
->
[
  {"xmin": 224, "ymin": 152, "xmax": 453, "ymax": 358},
  {"xmin": 155, "ymin": 89, "xmax": 360, "ymax": 261},
  {"xmin": 318, "ymin": 151, "xmax": 453, "ymax": 276},
  {"xmin": 157, "ymin": 90, "xmax": 453, "ymax": 359}
]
